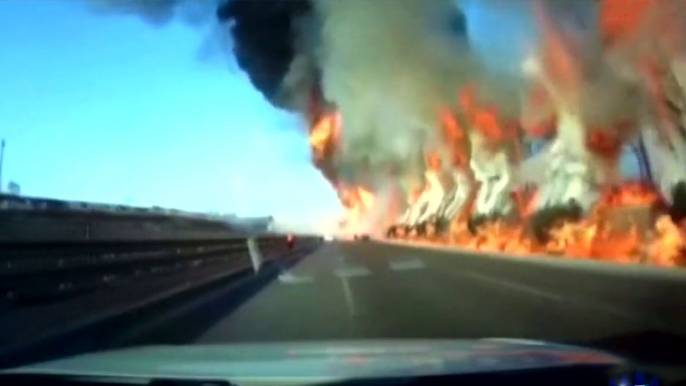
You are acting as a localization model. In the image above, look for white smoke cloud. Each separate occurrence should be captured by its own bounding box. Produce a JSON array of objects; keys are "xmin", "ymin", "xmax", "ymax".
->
[{"xmin": 315, "ymin": 0, "xmax": 476, "ymax": 190}]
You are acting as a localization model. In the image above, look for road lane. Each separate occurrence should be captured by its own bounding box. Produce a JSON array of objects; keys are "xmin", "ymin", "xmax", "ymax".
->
[
  {"xmin": 195, "ymin": 241, "xmax": 686, "ymax": 363},
  {"xmin": 362, "ymin": 241, "xmax": 686, "ymax": 335},
  {"xmin": 198, "ymin": 242, "xmax": 511, "ymax": 342}
]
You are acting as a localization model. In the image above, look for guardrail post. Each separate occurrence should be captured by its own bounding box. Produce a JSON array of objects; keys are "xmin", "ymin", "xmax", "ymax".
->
[{"xmin": 246, "ymin": 238, "xmax": 263, "ymax": 274}]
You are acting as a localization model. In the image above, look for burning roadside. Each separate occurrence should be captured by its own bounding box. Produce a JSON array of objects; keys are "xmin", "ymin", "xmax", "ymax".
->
[
  {"xmin": 102, "ymin": 0, "xmax": 686, "ymax": 267},
  {"xmin": 299, "ymin": 0, "xmax": 686, "ymax": 267}
]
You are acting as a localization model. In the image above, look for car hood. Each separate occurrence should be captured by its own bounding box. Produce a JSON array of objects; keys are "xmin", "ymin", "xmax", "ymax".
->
[{"xmin": 4, "ymin": 339, "xmax": 622, "ymax": 384}]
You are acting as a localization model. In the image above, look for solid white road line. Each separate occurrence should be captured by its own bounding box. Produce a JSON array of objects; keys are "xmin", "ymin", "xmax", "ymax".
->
[
  {"xmin": 461, "ymin": 271, "xmax": 641, "ymax": 322},
  {"xmin": 278, "ymin": 273, "xmax": 314, "ymax": 284},
  {"xmin": 389, "ymin": 259, "xmax": 426, "ymax": 271},
  {"xmin": 334, "ymin": 266, "xmax": 371, "ymax": 278}
]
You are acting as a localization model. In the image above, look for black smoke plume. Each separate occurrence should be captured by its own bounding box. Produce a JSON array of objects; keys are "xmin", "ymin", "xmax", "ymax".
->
[
  {"xmin": 92, "ymin": 0, "xmax": 317, "ymax": 110},
  {"xmin": 216, "ymin": 0, "xmax": 316, "ymax": 108}
]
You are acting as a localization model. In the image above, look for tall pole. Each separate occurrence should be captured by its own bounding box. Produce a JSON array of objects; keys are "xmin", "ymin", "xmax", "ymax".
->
[{"xmin": 0, "ymin": 139, "xmax": 5, "ymax": 194}]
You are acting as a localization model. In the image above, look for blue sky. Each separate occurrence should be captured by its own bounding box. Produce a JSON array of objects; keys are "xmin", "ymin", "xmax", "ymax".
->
[{"xmin": 0, "ymin": 0, "xmax": 341, "ymax": 221}]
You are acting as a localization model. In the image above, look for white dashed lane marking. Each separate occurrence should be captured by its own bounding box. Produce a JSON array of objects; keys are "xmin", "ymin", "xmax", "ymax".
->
[
  {"xmin": 278, "ymin": 273, "xmax": 314, "ymax": 284},
  {"xmin": 389, "ymin": 259, "xmax": 426, "ymax": 271},
  {"xmin": 461, "ymin": 271, "xmax": 642, "ymax": 322},
  {"xmin": 334, "ymin": 266, "xmax": 371, "ymax": 278}
]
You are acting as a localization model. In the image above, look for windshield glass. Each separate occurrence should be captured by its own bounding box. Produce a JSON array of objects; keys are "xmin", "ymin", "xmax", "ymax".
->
[{"xmin": 0, "ymin": 0, "xmax": 684, "ymax": 382}]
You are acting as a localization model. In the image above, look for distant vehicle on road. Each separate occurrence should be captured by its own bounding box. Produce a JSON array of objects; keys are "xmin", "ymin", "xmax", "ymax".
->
[
  {"xmin": 353, "ymin": 234, "xmax": 370, "ymax": 241},
  {"xmin": 286, "ymin": 233, "xmax": 295, "ymax": 250}
]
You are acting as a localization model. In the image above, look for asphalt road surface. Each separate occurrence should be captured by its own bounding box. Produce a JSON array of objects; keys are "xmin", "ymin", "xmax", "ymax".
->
[{"xmin": 195, "ymin": 240, "xmax": 686, "ymax": 364}]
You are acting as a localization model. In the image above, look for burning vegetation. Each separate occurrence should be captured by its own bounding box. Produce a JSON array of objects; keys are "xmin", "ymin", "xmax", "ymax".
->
[
  {"xmin": 224, "ymin": 0, "xmax": 685, "ymax": 266},
  {"xmin": 105, "ymin": 0, "xmax": 686, "ymax": 267}
]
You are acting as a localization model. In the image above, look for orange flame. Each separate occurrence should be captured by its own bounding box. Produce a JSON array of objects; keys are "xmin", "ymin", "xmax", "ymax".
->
[
  {"xmin": 601, "ymin": 0, "xmax": 655, "ymax": 44},
  {"xmin": 440, "ymin": 109, "xmax": 468, "ymax": 167},
  {"xmin": 310, "ymin": 111, "xmax": 341, "ymax": 161},
  {"xmin": 339, "ymin": 185, "xmax": 377, "ymax": 233},
  {"xmin": 648, "ymin": 215, "xmax": 686, "ymax": 266},
  {"xmin": 414, "ymin": 149, "xmax": 683, "ymax": 267},
  {"xmin": 426, "ymin": 151, "xmax": 443, "ymax": 172},
  {"xmin": 306, "ymin": 28, "xmax": 686, "ymax": 268},
  {"xmin": 546, "ymin": 219, "xmax": 598, "ymax": 258},
  {"xmin": 358, "ymin": 187, "xmax": 375, "ymax": 210},
  {"xmin": 309, "ymin": 111, "xmax": 375, "ymax": 233},
  {"xmin": 465, "ymin": 220, "xmax": 532, "ymax": 255},
  {"xmin": 460, "ymin": 88, "xmax": 505, "ymax": 147},
  {"xmin": 601, "ymin": 182, "xmax": 662, "ymax": 208},
  {"xmin": 454, "ymin": 185, "xmax": 682, "ymax": 266}
]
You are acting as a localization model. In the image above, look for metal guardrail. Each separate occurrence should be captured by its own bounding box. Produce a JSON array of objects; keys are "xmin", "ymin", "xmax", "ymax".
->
[
  {"xmin": 0, "ymin": 236, "xmax": 320, "ymax": 305},
  {"xmin": 0, "ymin": 235, "xmax": 322, "ymax": 369},
  {"xmin": 0, "ymin": 194, "xmax": 220, "ymax": 220},
  {"xmin": 0, "ymin": 210, "xmax": 243, "ymax": 242},
  {"xmin": 0, "ymin": 196, "xmax": 275, "ymax": 240}
]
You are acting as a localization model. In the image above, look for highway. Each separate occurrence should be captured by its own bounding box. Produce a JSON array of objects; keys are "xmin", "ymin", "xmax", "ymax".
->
[{"xmin": 193, "ymin": 240, "xmax": 686, "ymax": 365}]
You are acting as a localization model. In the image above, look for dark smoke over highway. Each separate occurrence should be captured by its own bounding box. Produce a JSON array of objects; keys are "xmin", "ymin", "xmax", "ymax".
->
[
  {"xmin": 95, "ymin": 0, "xmax": 467, "ymax": 112},
  {"xmin": 94, "ymin": 0, "xmax": 318, "ymax": 108},
  {"xmin": 216, "ymin": 0, "xmax": 316, "ymax": 109}
]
